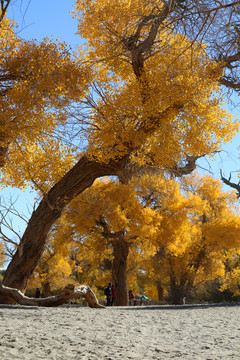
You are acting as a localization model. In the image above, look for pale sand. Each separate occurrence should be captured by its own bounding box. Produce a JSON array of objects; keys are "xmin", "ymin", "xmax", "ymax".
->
[{"xmin": 0, "ymin": 304, "xmax": 240, "ymax": 359}]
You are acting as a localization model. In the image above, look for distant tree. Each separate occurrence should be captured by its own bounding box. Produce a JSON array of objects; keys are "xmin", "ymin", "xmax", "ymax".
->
[
  {"xmin": 139, "ymin": 173, "xmax": 240, "ymax": 304},
  {"xmin": 220, "ymin": 249, "xmax": 240, "ymax": 297}
]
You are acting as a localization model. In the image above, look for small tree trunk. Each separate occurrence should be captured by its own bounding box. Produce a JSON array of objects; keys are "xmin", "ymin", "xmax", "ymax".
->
[
  {"xmin": 170, "ymin": 275, "xmax": 186, "ymax": 305},
  {"xmin": 156, "ymin": 281, "xmax": 164, "ymax": 303},
  {"xmin": 42, "ymin": 282, "xmax": 51, "ymax": 297},
  {"xmin": 112, "ymin": 237, "xmax": 129, "ymax": 306}
]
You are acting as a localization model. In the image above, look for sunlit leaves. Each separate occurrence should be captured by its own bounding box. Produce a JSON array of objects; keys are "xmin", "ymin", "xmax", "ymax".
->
[
  {"xmin": 73, "ymin": 0, "xmax": 238, "ymax": 167},
  {"xmin": 0, "ymin": 17, "xmax": 90, "ymax": 187}
]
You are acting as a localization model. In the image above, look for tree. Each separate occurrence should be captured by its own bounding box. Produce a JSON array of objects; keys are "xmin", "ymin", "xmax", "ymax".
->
[
  {"xmin": 220, "ymin": 249, "xmax": 240, "ymax": 297},
  {"xmin": 138, "ymin": 173, "xmax": 240, "ymax": 304},
  {"xmin": 51, "ymin": 179, "xmax": 159, "ymax": 306},
  {"xmin": 1, "ymin": 1, "xmax": 239, "ymax": 303}
]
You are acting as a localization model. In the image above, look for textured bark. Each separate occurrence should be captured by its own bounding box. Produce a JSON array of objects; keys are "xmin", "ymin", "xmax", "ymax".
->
[
  {"xmin": 1, "ymin": 155, "xmax": 127, "ymax": 303},
  {"xmin": 0, "ymin": 283, "xmax": 104, "ymax": 308},
  {"xmin": 112, "ymin": 238, "xmax": 129, "ymax": 306}
]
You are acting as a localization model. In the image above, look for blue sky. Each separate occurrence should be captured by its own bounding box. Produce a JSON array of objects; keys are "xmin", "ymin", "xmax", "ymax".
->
[
  {"xmin": 9, "ymin": 0, "xmax": 80, "ymax": 45},
  {"xmin": 1, "ymin": 0, "xmax": 240, "ymax": 250}
]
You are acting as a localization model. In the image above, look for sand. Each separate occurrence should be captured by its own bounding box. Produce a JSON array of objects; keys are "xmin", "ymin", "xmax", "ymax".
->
[{"xmin": 0, "ymin": 303, "xmax": 239, "ymax": 359}]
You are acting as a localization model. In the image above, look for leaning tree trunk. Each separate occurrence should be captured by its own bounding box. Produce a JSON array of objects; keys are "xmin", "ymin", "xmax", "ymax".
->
[
  {"xmin": 1, "ymin": 155, "xmax": 127, "ymax": 304},
  {"xmin": 112, "ymin": 237, "xmax": 129, "ymax": 306}
]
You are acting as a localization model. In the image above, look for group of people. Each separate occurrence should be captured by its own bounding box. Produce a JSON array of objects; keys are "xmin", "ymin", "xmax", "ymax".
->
[
  {"xmin": 104, "ymin": 282, "xmax": 115, "ymax": 306},
  {"xmin": 104, "ymin": 284, "xmax": 148, "ymax": 306}
]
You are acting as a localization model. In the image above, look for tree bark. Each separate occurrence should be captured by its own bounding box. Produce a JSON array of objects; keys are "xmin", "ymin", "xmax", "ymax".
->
[
  {"xmin": 42, "ymin": 281, "xmax": 52, "ymax": 297},
  {"xmin": 0, "ymin": 282, "xmax": 104, "ymax": 308},
  {"xmin": 112, "ymin": 237, "xmax": 129, "ymax": 306},
  {"xmin": 170, "ymin": 275, "xmax": 186, "ymax": 305},
  {"xmin": 1, "ymin": 155, "xmax": 127, "ymax": 303},
  {"xmin": 156, "ymin": 281, "xmax": 164, "ymax": 303}
]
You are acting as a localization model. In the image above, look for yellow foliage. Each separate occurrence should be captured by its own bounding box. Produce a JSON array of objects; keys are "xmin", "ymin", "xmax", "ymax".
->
[
  {"xmin": 30, "ymin": 226, "xmax": 75, "ymax": 292},
  {"xmin": 73, "ymin": 0, "xmax": 238, "ymax": 167},
  {"xmin": 138, "ymin": 173, "xmax": 240, "ymax": 299},
  {"xmin": 0, "ymin": 17, "xmax": 90, "ymax": 189}
]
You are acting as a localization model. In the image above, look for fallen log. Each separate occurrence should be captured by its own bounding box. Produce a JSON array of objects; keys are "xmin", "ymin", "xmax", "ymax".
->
[{"xmin": 0, "ymin": 282, "xmax": 104, "ymax": 308}]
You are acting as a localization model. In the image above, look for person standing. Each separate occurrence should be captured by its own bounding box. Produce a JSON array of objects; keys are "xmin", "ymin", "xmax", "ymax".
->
[
  {"xmin": 129, "ymin": 290, "xmax": 134, "ymax": 305},
  {"xmin": 35, "ymin": 288, "xmax": 41, "ymax": 298},
  {"xmin": 104, "ymin": 282, "xmax": 112, "ymax": 306}
]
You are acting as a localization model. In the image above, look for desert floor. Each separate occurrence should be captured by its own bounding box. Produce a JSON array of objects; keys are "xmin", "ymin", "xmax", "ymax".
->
[{"xmin": 0, "ymin": 303, "xmax": 239, "ymax": 359}]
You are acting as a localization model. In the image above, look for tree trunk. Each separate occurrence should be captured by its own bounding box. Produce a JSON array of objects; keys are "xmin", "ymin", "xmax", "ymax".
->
[
  {"xmin": 112, "ymin": 237, "xmax": 129, "ymax": 306},
  {"xmin": 42, "ymin": 281, "xmax": 51, "ymax": 297},
  {"xmin": 156, "ymin": 281, "xmax": 164, "ymax": 303},
  {"xmin": 0, "ymin": 282, "xmax": 104, "ymax": 308},
  {"xmin": 1, "ymin": 155, "xmax": 127, "ymax": 303},
  {"xmin": 170, "ymin": 275, "xmax": 186, "ymax": 305}
]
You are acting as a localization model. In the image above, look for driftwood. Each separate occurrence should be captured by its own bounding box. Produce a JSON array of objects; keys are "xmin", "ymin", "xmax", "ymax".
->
[{"xmin": 0, "ymin": 282, "xmax": 104, "ymax": 308}]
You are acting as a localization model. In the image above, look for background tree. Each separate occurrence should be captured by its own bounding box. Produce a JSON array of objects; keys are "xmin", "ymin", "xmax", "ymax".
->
[
  {"xmin": 53, "ymin": 179, "xmax": 160, "ymax": 306},
  {"xmin": 138, "ymin": 173, "xmax": 240, "ymax": 304},
  {"xmin": 220, "ymin": 249, "xmax": 240, "ymax": 297}
]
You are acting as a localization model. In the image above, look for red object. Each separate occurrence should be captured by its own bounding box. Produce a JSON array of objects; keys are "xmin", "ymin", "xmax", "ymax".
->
[{"xmin": 129, "ymin": 291, "xmax": 134, "ymax": 300}]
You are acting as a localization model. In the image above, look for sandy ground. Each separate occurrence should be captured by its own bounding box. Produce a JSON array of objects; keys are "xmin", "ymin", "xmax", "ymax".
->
[{"xmin": 0, "ymin": 303, "xmax": 239, "ymax": 360}]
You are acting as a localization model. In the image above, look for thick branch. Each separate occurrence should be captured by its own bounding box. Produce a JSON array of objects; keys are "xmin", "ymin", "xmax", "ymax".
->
[
  {"xmin": 0, "ymin": 282, "xmax": 104, "ymax": 308},
  {"xmin": 0, "ymin": 0, "xmax": 11, "ymax": 24},
  {"xmin": 167, "ymin": 155, "xmax": 200, "ymax": 177}
]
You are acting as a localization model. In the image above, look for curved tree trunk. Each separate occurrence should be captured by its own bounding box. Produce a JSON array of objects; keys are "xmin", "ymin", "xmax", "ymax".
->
[
  {"xmin": 112, "ymin": 237, "xmax": 129, "ymax": 306},
  {"xmin": 1, "ymin": 156, "xmax": 127, "ymax": 303},
  {"xmin": 0, "ymin": 282, "xmax": 104, "ymax": 308}
]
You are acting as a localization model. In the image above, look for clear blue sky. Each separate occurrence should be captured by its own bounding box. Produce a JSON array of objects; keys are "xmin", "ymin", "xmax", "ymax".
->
[
  {"xmin": 9, "ymin": 0, "xmax": 80, "ymax": 45},
  {"xmin": 1, "ymin": 0, "xmax": 240, "ymax": 252}
]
